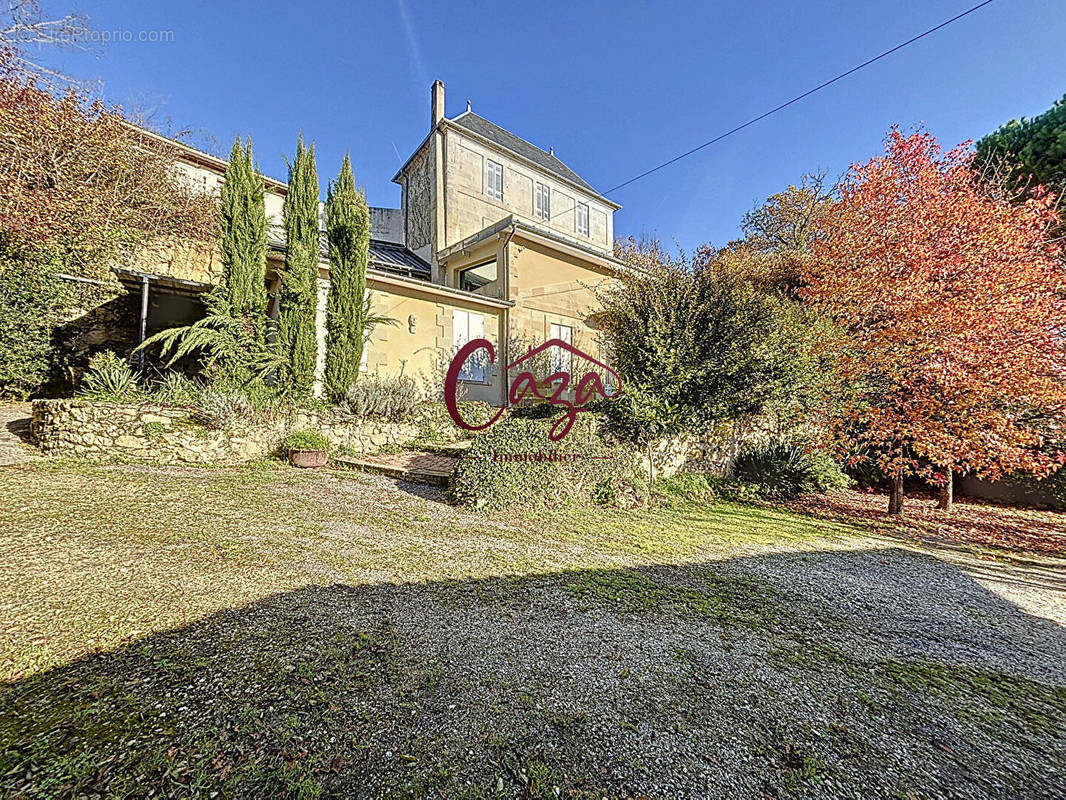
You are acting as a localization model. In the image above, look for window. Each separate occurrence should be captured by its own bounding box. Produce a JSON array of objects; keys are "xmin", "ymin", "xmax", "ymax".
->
[
  {"xmin": 549, "ymin": 323, "xmax": 572, "ymax": 375},
  {"xmin": 453, "ymin": 309, "xmax": 486, "ymax": 382},
  {"xmin": 576, "ymin": 202, "xmax": 589, "ymax": 236},
  {"xmin": 486, "ymin": 160, "xmax": 503, "ymax": 201},
  {"xmin": 458, "ymin": 259, "xmax": 498, "ymax": 294},
  {"xmin": 535, "ymin": 182, "xmax": 551, "ymax": 220}
]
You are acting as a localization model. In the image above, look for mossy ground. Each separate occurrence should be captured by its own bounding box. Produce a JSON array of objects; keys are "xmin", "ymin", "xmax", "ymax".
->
[{"xmin": 0, "ymin": 460, "xmax": 1062, "ymax": 798}]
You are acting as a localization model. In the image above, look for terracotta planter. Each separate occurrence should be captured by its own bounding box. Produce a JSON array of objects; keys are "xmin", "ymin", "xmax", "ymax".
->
[{"xmin": 289, "ymin": 448, "xmax": 328, "ymax": 468}]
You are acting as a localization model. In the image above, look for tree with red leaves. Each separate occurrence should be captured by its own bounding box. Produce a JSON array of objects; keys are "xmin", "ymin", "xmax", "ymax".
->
[{"xmin": 804, "ymin": 130, "xmax": 1066, "ymax": 514}]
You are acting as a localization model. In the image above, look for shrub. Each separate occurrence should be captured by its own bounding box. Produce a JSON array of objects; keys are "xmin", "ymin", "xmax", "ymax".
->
[
  {"xmin": 806, "ymin": 450, "xmax": 854, "ymax": 493},
  {"xmin": 654, "ymin": 473, "xmax": 717, "ymax": 504},
  {"xmin": 78, "ymin": 351, "xmax": 140, "ymax": 402},
  {"xmin": 281, "ymin": 429, "xmax": 330, "ymax": 452},
  {"xmin": 148, "ymin": 372, "xmax": 201, "ymax": 406},
  {"xmin": 193, "ymin": 389, "xmax": 251, "ymax": 430},
  {"xmin": 0, "ymin": 247, "xmax": 63, "ymax": 399},
  {"xmin": 597, "ymin": 240, "xmax": 817, "ymax": 441},
  {"xmin": 449, "ymin": 413, "xmax": 647, "ymax": 510},
  {"xmin": 731, "ymin": 440, "xmax": 851, "ymax": 499},
  {"xmin": 339, "ymin": 375, "xmax": 420, "ymax": 421}
]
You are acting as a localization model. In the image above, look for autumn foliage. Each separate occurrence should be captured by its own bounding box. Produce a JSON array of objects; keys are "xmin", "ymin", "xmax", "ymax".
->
[
  {"xmin": 0, "ymin": 63, "xmax": 216, "ymax": 273},
  {"xmin": 804, "ymin": 130, "xmax": 1066, "ymax": 513},
  {"xmin": 0, "ymin": 46, "xmax": 217, "ymax": 396}
]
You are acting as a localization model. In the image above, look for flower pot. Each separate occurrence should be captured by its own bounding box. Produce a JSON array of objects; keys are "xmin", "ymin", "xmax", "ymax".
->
[{"xmin": 289, "ymin": 448, "xmax": 328, "ymax": 468}]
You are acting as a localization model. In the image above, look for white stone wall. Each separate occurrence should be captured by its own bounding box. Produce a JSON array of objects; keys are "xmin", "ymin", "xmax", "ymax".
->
[{"xmin": 443, "ymin": 128, "xmax": 613, "ymax": 254}]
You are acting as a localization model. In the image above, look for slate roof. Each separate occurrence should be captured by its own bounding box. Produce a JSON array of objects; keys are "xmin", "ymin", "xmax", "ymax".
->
[
  {"xmin": 268, "ymin": 235, "xmax": 431, "ymax": 279},
  {"xmin": 368, "ymin": 240, "xmax": 430, "ymax": 277},
  {"xmin": 450, "ymin": 111, "xmax": 612, "ymax": 204}
]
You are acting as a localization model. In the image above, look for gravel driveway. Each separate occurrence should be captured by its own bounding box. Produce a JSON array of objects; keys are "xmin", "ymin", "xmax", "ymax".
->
[{"xmin": 0, "ymin": 464, "xmax": 1063, "ymax": 798}]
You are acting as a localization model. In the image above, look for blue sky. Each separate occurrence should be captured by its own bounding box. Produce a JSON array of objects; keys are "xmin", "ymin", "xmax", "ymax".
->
[{"xmin": 36, "ymin": 0, "xmax": 1066, "ymax": 250}]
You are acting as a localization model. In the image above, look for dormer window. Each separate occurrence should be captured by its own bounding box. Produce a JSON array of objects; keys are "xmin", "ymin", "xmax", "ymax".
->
[
  {"xmin": 535, "ymin": 182, "xmax": 551, "ymax": 220},
  {"xmin": 486, "ymin": 160, "xmax": 503, "ymax": 201},
  {"xmin": 576, "ymin": 202, "xmax": 589, "ymax": 236}
]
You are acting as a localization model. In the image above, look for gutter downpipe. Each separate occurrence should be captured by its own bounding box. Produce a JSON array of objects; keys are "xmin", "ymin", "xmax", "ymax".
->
[
  {"xmin": 500, "ymin": 222, "xmax": 517, "ymax": 407},
  {"xmin": 138, "ymin": 275, "xmax": 150, "ymax": 377}
]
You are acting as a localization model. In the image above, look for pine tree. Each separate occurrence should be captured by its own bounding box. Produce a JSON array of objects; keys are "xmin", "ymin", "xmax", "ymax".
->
[
  {"xmin": 279, "ymin": 135, "xmax": 321, "ymax": 397},
  {"xmin": 219, "ymin": 137, "xmax": 267, "ymax": 317},
  {"xmin": 324, "ymin": 153, "xmax": 370, "ymax": 400}
]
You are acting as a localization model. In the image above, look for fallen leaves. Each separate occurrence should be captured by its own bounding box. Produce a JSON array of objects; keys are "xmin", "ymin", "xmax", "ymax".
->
[{"xmin": 783, "ymin": 489, "xmax": 1066, "ymax": 556}]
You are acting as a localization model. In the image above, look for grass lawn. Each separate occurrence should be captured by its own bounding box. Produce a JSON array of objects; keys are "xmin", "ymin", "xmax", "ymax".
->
[{"xmin": 1, "ymin": 459, "xmax": 1064, "ymax": 798}]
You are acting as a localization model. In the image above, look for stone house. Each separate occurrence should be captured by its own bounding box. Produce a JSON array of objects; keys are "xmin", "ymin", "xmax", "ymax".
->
[{"xmin": 119, "ymin": 80, "xmax": 625, "ymax": 405}]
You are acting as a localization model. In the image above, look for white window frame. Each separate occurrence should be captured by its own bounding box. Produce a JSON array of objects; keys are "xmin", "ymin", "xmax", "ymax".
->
[
  {"xmin": 535, "ymin": 182, "xmax": 551, "ymax": 220},
  {"xmin": 452, "ymin": 309, "xmax": 486, "ymax": 382},
  {"xmin": 486, "ymin": 159, "xmax": 503, "ymax": 201},
  {"xmin": 576, "ymin": 202, "xmax": 589, "ymax": 237},
  {"xmin": 549, "ymin": 323, "xmax": 572, "ymax": 375}
]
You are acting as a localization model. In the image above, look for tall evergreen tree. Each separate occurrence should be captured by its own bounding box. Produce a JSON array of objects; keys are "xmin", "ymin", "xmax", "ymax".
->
[
  {"xmin": 219, "ymin": 137, "xmax": 268, "ymax": 317},
  {"xmin": 324, "ymin": 153, "xmax": 370, "ymax": 400},
  {"xmin": 140, "ymin": 137, "xmax": 277, "ymax": 385},
  {"xmin": 280, "ymin": 135, "xmax": 321, "ymax": 397},
  {"xmin": 975, "ymin": 93, "xmax": 1066, "ymax": 199}
]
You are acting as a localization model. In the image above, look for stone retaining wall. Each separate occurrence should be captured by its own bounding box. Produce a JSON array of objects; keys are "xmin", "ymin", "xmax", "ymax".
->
[
  {"xmin": 31, "ymin": 400, "xmax": 422, "ymax": 465},
  {"xmin": 645, "ymin": 418, "xmax": 776, "ymax": 480},
  {"xmin": 30, "ymin": 398, "xmax": 776, "ymax": 476}
]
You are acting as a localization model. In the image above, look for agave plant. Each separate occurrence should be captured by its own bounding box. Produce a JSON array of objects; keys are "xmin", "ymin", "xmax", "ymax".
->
[
  {"xmin": 79, "ymin": 351, "xmax": 139, "ymax": 401},
  {"xmin": 733, "ymin": 440, "xmax": 814, "ymax": 499},
  {"xmin": 149, "ymin": 371, "xmax": 201, "ymax": 405}
]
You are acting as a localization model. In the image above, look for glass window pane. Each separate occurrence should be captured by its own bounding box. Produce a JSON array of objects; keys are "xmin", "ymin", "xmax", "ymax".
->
[
  {"xmin": 459, "ymin": 260, "xmax": 498, "ymax": 293},
  {"xmin": 549, "ymin": 324, "xmax": 572, "ymax": 374}
]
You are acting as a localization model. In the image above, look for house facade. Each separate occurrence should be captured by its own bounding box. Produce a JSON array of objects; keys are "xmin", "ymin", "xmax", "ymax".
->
[{"xmin": 123, "ymin": 80, "xmax": 624, "ymax": 405}]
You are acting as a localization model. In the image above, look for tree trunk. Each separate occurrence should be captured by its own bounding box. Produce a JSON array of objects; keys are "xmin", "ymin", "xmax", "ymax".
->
[
  {"xmin": 887, "ymin": 474, "xmax": 904, "ymax": 515},
  {"xmin": 938, "ymin": 471, "xmax": 953, "ymax": 513}
]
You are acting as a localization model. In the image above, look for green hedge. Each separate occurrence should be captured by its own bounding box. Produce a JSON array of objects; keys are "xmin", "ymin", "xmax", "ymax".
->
[{"xmin": 449, "ymin": 413, "xmax": 647, "ymax": 510}]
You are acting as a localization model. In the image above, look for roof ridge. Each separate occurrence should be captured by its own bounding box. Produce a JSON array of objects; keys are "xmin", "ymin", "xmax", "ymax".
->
[{"xmin": 453, "ymin": 109, "xmax": 553, "ymax": 160}]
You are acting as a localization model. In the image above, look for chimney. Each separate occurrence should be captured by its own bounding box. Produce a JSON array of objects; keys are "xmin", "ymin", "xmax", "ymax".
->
[{"xmin": 431, "ymin": 80, "xmax": 445, "ymax": 129}]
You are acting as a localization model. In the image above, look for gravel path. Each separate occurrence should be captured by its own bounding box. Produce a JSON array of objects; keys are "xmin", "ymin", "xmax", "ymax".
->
[{"xmin": 0, "ymin": 404, "xmax": 34, "ymax": 466}]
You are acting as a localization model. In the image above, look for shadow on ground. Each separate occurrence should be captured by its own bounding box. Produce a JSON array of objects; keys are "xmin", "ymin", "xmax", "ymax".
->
[
  {"xmin": 2, "ymin": 549, "xmax": 1064, "ymax": 799},
  {"xmin": 4, "ymin": 416, "xmax": 32, "ymax": 444}
]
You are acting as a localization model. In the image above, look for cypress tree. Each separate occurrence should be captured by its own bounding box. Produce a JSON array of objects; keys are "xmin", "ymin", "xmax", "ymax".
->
[
  {"xmin": 138, "ymin": 137, "xmax": 275, "ymax": 387},
  {"xmin": 219, "ymin": 137, "xmax": 267, "ymax": 317},
  {"xmin": 324, "ymin": 153, "xmax": 370, "ymax": 400},
  {"xmin": 280, "ymin": 134, "xmax": 321, "ymax": 397}
]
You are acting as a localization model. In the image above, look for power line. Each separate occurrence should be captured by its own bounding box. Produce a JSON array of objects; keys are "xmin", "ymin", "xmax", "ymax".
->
[{"xmin": 603, "ymin": 0, "xmax": 997, "ymax": 196}]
